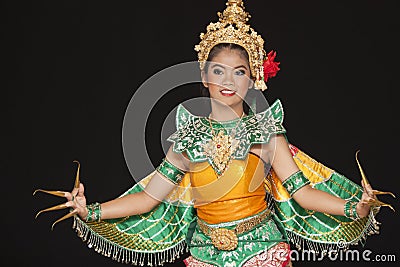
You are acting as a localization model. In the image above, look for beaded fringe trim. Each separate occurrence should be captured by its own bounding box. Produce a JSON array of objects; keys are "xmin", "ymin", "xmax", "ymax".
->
[
  {"xmin": 72, "ymin": 209, "xmax": 380, "ymax": 265},
  {"xmin": 286, "ymin": 211, "xmax": 380, "ymax": 254},
  {"xmin": 72, "ymin": 217, "xmax": 188, "ymax": 266}
]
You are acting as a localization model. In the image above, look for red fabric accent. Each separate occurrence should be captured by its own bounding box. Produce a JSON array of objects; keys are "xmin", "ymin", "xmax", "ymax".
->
[{"xmin": 288, "ymin": 144, "xmax": 299, "ymax": 156}]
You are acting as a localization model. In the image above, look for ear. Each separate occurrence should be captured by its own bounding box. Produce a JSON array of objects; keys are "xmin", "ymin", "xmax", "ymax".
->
[{"xmin": 201, "ymin": 70, "xmax": 208, "ymax": 88}]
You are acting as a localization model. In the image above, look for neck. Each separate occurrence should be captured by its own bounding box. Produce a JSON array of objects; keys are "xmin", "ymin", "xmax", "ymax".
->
[{"xmin": 209, "ymin": 100, "xmax": 244, "ymax": 121}]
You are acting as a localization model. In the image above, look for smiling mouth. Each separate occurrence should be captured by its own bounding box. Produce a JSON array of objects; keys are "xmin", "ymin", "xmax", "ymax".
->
[{"xmin": 220, "ymin": 89, "xmax": 236, "ymax": 96}]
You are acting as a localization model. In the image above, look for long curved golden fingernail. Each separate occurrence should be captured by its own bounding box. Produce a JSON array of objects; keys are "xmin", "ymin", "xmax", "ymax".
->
[
  {"xmin": 355, "ymin": 150, "xmax": 396, "ymax": 207},
  {"xmin": 51, "ymin": 210, "xmax": 78, "ymax": 230},
  {"xmin": 372, "ymin": 190, "xmax": 396, "ymax": 198},
  {"xmin": 355, "ymin": 150, "xmax": 369, "ymax": 186},
  {"xmin": 33, "ymin": 189, "xmax": 67, "ymax": 197},
  {"xmin": 367, "ymin": 199, "xmax": 395, "ymax": 212},
  {"xmin": 378, "ymin": 203, "xmax": 395, "ymax": 212},
  {"xmin": 35, "ymin": 203, "xmax": 68, "ymax": 219},
  {"xmin": 73, "ymin": 160, "xmax": 80, "ymax": 189}
]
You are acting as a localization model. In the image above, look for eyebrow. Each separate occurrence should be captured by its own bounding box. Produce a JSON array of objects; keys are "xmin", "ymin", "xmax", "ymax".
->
[{"xmin": 211, "ymin": 64, "xmax": 248, "ymax": 70}]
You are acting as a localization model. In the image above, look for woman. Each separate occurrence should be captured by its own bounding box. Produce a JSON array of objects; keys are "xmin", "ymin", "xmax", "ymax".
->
[{"xmin": 35, "ymin": 1, "xmax": 392, "ymax": 266}]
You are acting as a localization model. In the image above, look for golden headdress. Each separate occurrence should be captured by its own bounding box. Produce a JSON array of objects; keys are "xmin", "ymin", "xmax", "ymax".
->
[{"xmin": 194, "ymin": 0, "xmax": 280, "ymax": 91}]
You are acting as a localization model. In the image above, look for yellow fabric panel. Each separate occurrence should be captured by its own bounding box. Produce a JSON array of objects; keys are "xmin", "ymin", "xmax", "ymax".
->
[
  {"xmin": 265, "ymin": 147, "xmax": 334, "ymax": 201},
  {"xmin": 293, "ymin": 149, "xmax": 333, "ymax": 184},
  {"xmin": 165, "ymin": 173, "xmax": 193, "ymax": 203},
  {"xmin": 265, "ymin": 170, "xmax": 291, "ymax": 202},
  {"xmin": 137, "ymin": 171, "xmax": 155, "ymax": 187},
  {"xmin": 137, "ymin": 171, "xmax": 193, "ymax": 204},
  {"xmin": 190, "ymin": 154, "xmax": 267, "ymax": 224}
]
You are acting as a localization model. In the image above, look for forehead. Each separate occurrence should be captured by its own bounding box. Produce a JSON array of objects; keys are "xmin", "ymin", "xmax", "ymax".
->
[{"xmin": 210, "ymin": 49, "xmax": 250, "ymax": 68}]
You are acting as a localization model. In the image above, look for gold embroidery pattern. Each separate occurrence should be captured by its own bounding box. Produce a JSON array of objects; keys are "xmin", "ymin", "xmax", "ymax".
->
[
  {"xmin": 197, "ymin": 209, "xmax": 271, "ymax": 250},
  {"xmin": 210, "ymin": 228, "xmax": 238, "ymax": 251},
  {"xmin": 202, "ymin": 130, "xmax": 240, "ymax": 176}
]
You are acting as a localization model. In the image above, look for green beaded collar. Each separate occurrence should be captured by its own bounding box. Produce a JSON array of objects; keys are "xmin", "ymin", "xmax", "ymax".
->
[{"xmin": 167, "ymin": 99, "xmax": 286, "ymax": 164}]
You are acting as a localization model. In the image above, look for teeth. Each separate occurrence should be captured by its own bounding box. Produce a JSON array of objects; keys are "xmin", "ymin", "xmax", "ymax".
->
[{"xmin": 221, "ymin": 90, "xmax": 235, "ymax": 94}]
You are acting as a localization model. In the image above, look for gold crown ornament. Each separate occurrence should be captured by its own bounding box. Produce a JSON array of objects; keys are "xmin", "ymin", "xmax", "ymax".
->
[{"xmin": 194, "ymin": 0, "xmax": 280, "ymax": 91}]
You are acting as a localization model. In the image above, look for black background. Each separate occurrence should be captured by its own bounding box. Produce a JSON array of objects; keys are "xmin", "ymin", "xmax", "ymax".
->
[{"xmin": 3, "ymin": 0, "xmax": 400, "ymax": 266}]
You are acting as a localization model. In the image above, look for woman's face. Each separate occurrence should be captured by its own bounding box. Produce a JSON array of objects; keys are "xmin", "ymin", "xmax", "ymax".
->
[{"xmin": 202, "ymin": 49, "xmax": 253, "ymax": 109}]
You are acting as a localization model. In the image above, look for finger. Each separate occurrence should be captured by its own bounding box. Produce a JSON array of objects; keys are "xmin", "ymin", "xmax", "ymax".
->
[
  {"xmin": 361, "ymin": 191, "xmax": 369, "ymax": 199},
  {"xmin": 362, "ymin": 182, "xmax": 373, "ymax": 197},
  {"xmin": 65, "ymin": 200, "xmax": 78, "ymax": 209},
  {"xmin": 78, "ymin": 183, "xmax": 85, "ymax": 197},
  {"xmin": 71, "ymin": 187, "xmax": 79, "ymax": 198},
  {"xmin": 362, "ymin": 193, "xmax": 373, "ymax": 201},
  {"xmin": 366, "ymin": 183, "xmax": 373, "ymax": 192},
  {"xmin": 361, "ymin": 198, "xmax": 374, "ymax": 205},
  {"xmin": 365, "ymin": 198, "xmax": 383, "ymax": 206},
  {"xmin": 65, "ymin": 192, "xmax": 73, "ymax": 201},
  {"xmin": 360, "ymin": 198, "xmax": 370, "ymax": 205}
]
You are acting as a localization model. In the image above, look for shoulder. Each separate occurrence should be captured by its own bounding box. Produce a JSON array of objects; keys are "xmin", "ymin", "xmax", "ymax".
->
[
  {"xmin": 174, "ymin": 104, "xmax": 196, "ymax": 130},
  {"xmin": 247, "ymin": 99, "xmax": 284, "ymax": 127},
  {"xmin": 167, "ymin": 104, "xmax": 210, "ymax": 161},
  {"xmin": 233, "ymin": 99, "xmax": 286, "ymax": 158}
]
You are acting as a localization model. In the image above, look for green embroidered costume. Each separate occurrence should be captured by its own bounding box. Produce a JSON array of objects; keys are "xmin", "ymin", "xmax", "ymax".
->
[
  {"xmin": 33, "ymin": 1, "xmax": 392, "ymax": 266},
  {"xmin": 72, "ymin": 99, "xmax": 380, "ymax": 266}
]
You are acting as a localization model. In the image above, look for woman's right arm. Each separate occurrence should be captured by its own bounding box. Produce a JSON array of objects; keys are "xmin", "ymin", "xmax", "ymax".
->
[{"xmin": 65, "ymin": 145, "xmax": 189, "ymax": 220}]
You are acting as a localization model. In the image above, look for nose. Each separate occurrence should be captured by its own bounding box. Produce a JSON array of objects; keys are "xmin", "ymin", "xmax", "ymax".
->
[{"xmin": 222, "ymin": 69, "xmax": 234, "ymax": 87}]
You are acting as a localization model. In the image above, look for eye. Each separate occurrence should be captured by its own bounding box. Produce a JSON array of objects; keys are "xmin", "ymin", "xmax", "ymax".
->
[
  {"xmin": 234, "ymin": 69, "xmax": 246, "ymax": 76},
  {"xmin": 213, "ymin": 68, "xmax": 223, "ymax": 75}
]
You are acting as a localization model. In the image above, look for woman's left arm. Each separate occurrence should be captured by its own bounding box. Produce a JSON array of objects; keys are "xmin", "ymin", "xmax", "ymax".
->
[{"xmin": 263, "ymin": 135, "xmax": 375, "ymax": 218}]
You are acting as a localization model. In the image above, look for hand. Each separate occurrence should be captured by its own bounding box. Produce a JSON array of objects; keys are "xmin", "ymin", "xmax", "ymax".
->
[
  {"xmin": 34, "ymin": 160, "xmax": 89, "ymax": 229},
  {"xmin": 356, "ymin": 180, "xmax": 377, "ymax": 218},
  {"xmin": 355, "ymin": 150, "xmax": 395, "ymax": 214},
  {"xmin": 65, "ymin": 183, "xmax": 88, "ymax": 220}
]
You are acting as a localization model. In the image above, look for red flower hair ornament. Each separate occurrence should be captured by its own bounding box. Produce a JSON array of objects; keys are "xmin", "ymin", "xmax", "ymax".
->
[{"xmin": 262, "ymin": 50, "xmax": 280, "ymax": 83}]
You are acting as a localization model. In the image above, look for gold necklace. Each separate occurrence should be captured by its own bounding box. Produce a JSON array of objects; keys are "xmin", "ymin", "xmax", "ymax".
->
[{"xmin": 203, "ymin": 112, "xmax": 244, "ymax": 177}]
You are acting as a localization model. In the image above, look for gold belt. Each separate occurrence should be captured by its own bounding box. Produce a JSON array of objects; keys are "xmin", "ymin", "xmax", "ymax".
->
[{"xmin": 197, "ymin": 209, "xmax": 271, "ymax": 251}]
